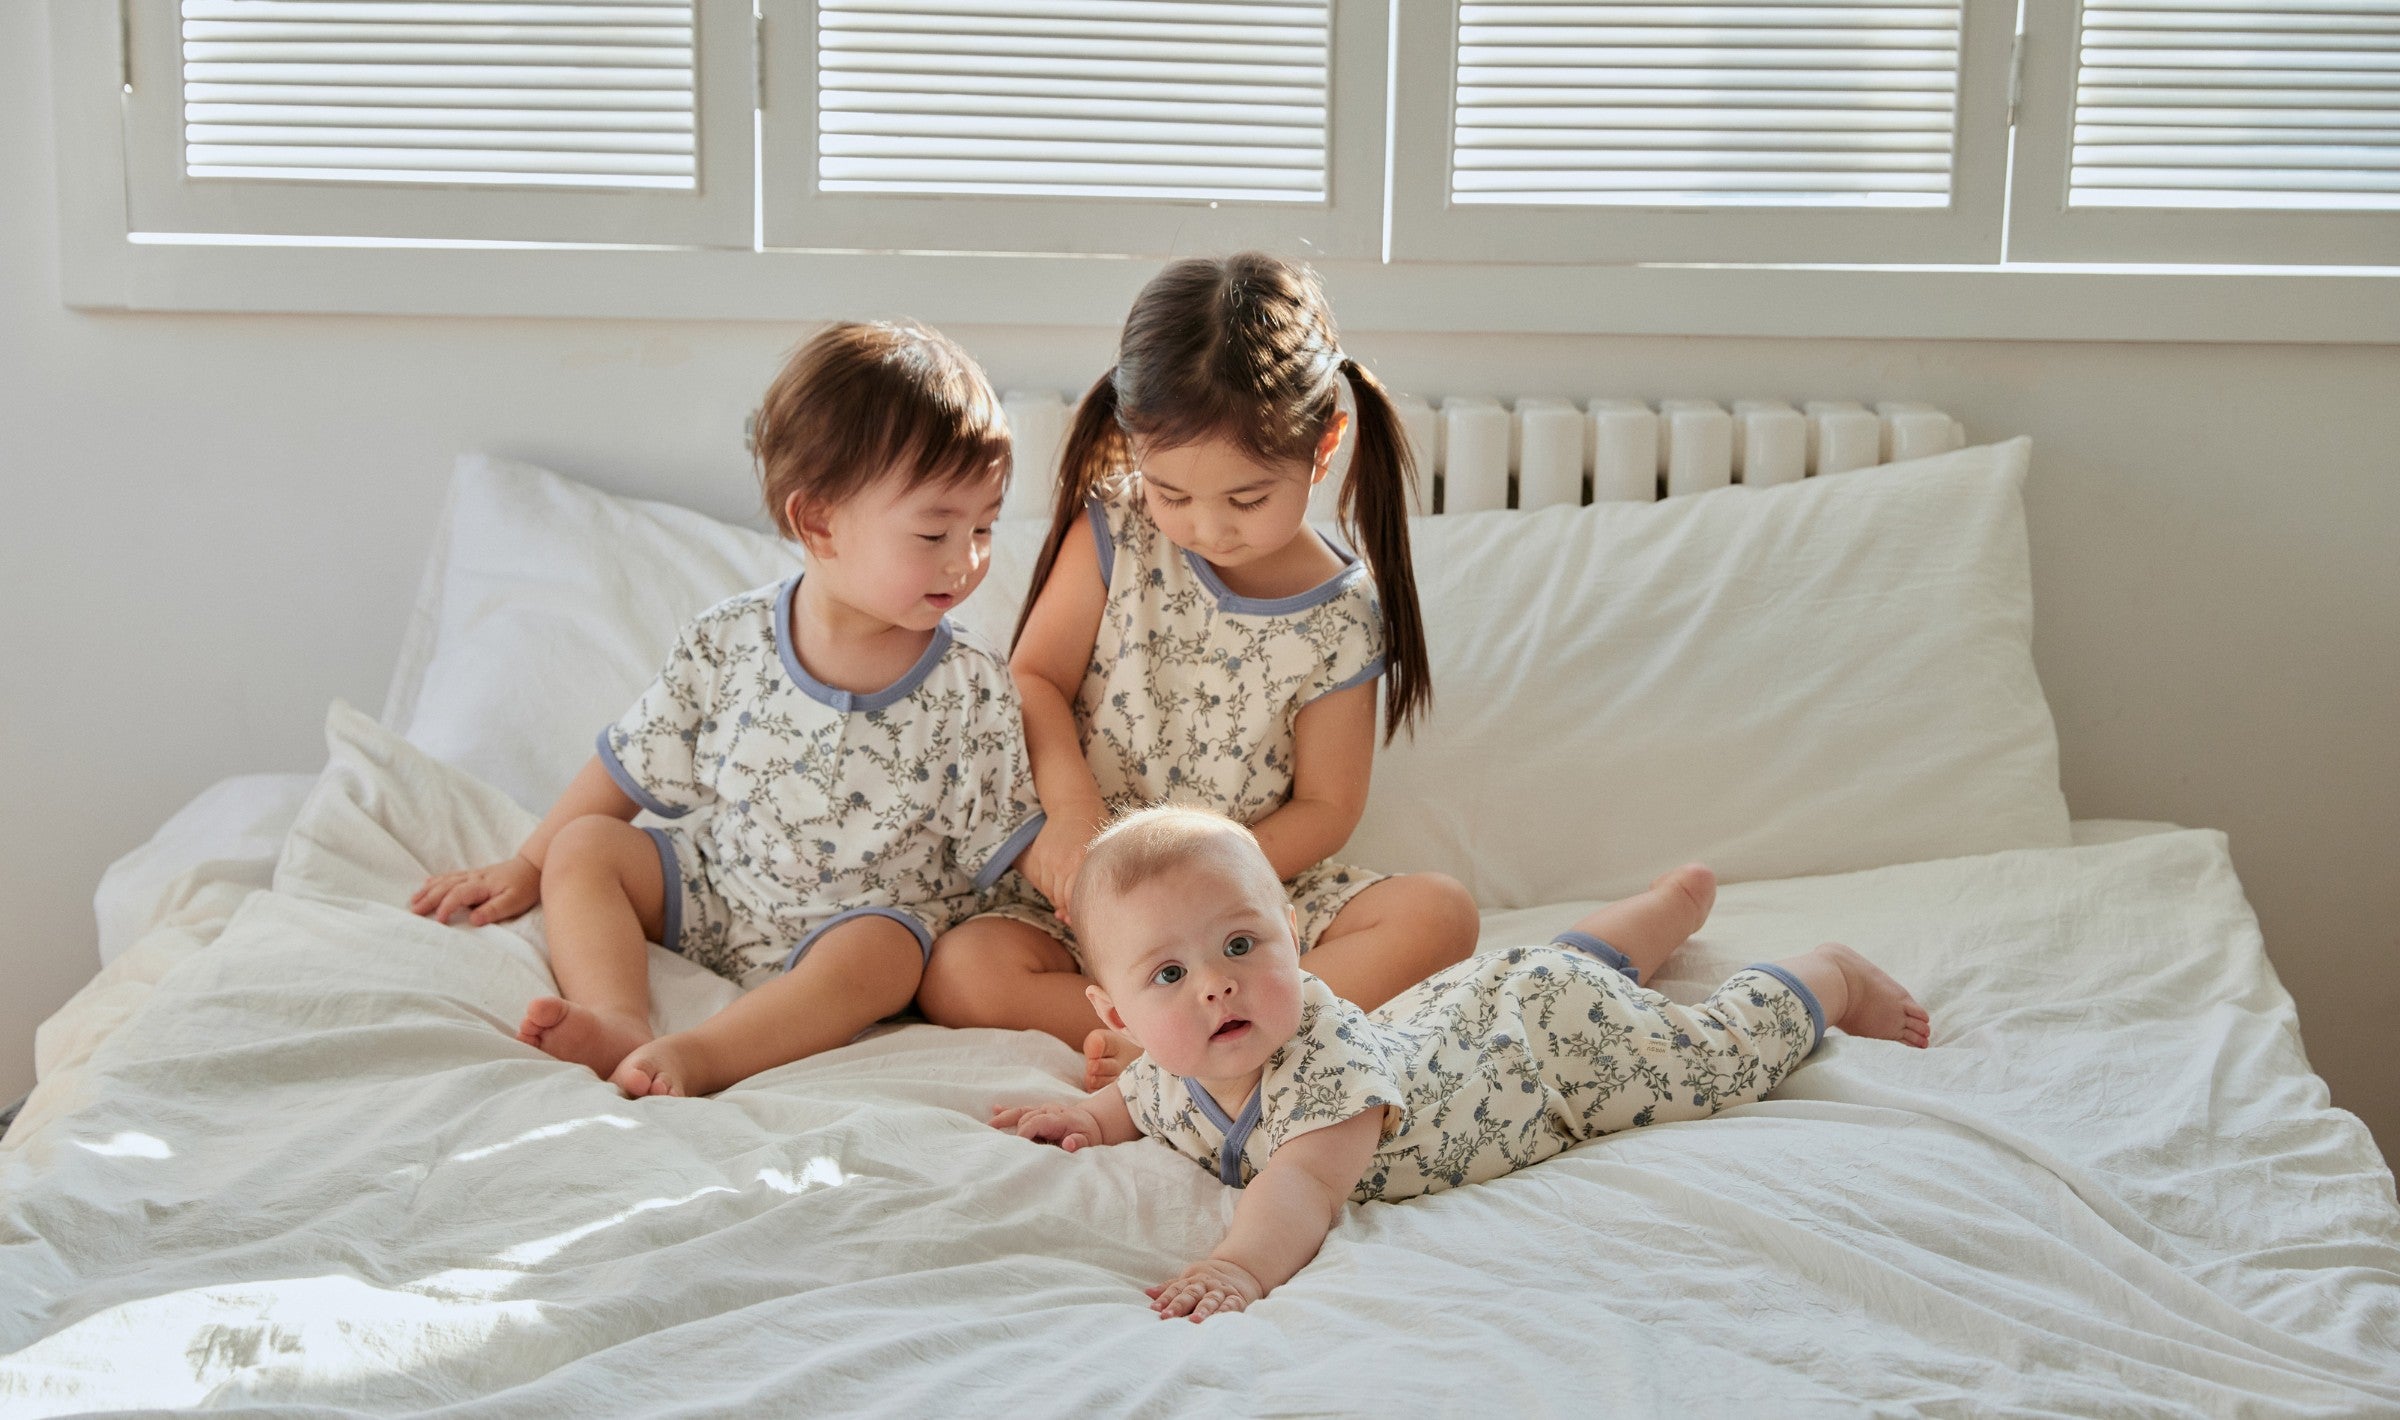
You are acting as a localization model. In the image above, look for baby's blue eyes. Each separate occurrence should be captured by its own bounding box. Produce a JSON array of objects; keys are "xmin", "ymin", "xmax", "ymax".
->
[
  {"xmin": 1225, "ymin": 934, "xmax": 1255, "ymax": 957},
  {"xmin": 1152, "ymin": 963, "xmax": 1186, "ymax": 986}
]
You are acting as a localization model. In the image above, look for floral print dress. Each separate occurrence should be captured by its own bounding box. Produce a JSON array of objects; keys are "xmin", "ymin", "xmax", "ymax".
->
[
  {"xmin": 1118, "ymin": 942, "xmax": 1826, "ymax": 1203},
  {"xmin": 984, "ymin": 480, "xmax": 1389, "ymax": 955},
  {"xmin": 601, "ymin": 576, "xmax": 1044, "ymax": 988}
]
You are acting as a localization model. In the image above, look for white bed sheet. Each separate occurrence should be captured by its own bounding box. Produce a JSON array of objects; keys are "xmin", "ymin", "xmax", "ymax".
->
[{"xmin": 5, "ymin": 706, "xmax": 2397, "ymax": 1415}]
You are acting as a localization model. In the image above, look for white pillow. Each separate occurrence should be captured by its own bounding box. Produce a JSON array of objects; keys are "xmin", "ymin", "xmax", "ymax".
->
[
  {"xmin": 1347, "ymin": 437, "xmax": 2070, "ymax": 907},
  {"xmin": 391, "ymin": 453, "xmax": 1043, "ymax": 812},
  {"xmin": 391, "ymin": 442, "xmax": 2068, "ymax": 905}
]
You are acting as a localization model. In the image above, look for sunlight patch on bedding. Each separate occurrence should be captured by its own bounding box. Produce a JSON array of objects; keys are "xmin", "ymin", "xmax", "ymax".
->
[
  {"xmin": 448, "ymin": 1113, "xmax": 638, "ymax": 1163},
  {"xmin": 496, "ymin": 1184, "xmax": 737, "ymax": 1267},
  {"xmin": 757, "ymin": 1156, "xmax": 847, "ymax": 1194},
  {"xmin": 72, "ymin": 1131, "xmax": 172, "ymax": 1159},
  {"xmin": 0, "ymin": 1274, "xmax": 543, "ymax": 1415}
]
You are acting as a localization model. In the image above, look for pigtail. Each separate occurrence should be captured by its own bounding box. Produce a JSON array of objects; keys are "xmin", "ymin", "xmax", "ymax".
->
[
  {"xmin": 1012, "ymin": 366, "xmax": 1127, "ymax": 652},
  {"xmin": 1338, "ymin": 357, "xmax": 1433, "ymax": 742}
]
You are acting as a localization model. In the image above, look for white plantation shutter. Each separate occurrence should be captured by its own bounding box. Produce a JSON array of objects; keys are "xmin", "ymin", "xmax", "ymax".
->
[
  {"xmin": 1388, "ymin": 0, "xmax": 2017, "ymax": 262},
  {"xmin": 2011, "ymin": 0, "xmax": 2400, "ymax": 260},
  {"xmin": 760, "ymin": 0, "xmax": 1387, "ymax": 256},
  {"xmin": 816, "ymin": 0, "xmax": 1327, "ymax": 201},
  {"xmin": 1450, "ymin": 1, "xmax": 1967, "ymax": 209},
  {"xmin": 122, "ymin": 0, "xmax": 754, "ymax": 245}
]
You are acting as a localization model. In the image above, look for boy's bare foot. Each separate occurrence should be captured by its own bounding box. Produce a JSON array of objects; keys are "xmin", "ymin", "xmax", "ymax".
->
[
  {"xmin": 1083, "ymin": 1028, "xmax": 1143, "ymax": 1091},
  {"xmin": 610, "ymin": 1033, "xmax": 719, "ymax": 1098},
  {"xmin": 1820, "ymin": 943, "xmax": 1931, "ymax": 1048},
  {"xmin": 1651, "ymin": 862, "xmax": 1716, "ymax": 936},
  {"xmin": 517, "ymin": 997, "xmax": 651, "ymax": 1079}
]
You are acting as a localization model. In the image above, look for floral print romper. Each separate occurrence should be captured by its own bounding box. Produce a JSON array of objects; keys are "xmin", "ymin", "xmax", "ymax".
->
[
  {"xmin": 601, "ymin": 576, "xmax": 1045, "ymax": 989},
  {"xmin": 982, "ymin": 479, "xmax": 1389, "ymax": 958},
  {"xmin": 1120, "ymin": 941, "xmax": 1827, "ymax": 1202}
]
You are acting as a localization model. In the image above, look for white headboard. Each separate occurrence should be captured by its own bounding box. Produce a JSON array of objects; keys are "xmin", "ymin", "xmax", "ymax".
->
[{"xmin": 996, "ymin": 393, "xmax": 1968, "ymax": 521}]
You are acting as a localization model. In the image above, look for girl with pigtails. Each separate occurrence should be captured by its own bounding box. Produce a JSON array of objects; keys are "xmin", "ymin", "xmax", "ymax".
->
[{"xmin": 916, "ymin": 252, "xmax": 1481, "ymax": 1086}]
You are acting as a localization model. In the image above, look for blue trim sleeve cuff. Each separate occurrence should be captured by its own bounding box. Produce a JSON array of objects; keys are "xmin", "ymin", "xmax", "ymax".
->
[
  {"xmin": 596, "ymin": 727, "xmax": 690, "ymax": 820},
  {"xmin": 1085, "ymin": 498, "xmax": 1115, "ymax": 589},
  {"xmin": 975, "ymin": 811, "xmax": 1047, "ymax": 890}
]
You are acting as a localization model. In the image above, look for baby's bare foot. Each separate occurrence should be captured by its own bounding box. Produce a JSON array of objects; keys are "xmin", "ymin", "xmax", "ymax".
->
[
  {"xmin": 1083, "ymin": 1029, "xmax": 1143, "ymax": 1091},
  {"xmin": 1650, "ymin": 862, "xmax": 1717, "ymax": 936},
  {"xmin": 517, "ymin": 996, "xmax": 651, "ymax": 1079},
  {"xmin": 610, "ymin": 1033, "xmax": 719, "ymax": 1099},
  {"xmin": 1821, "ymin": 943, "xmax": 1931, "ymax": 1048}
]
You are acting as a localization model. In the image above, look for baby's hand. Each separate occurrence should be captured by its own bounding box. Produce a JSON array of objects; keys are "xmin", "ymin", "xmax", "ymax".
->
[
  {"xmin": 411, "ymin": 855, "xmax": 540, "ymax": 927},
  {"xmin": 1147, "ymin": 1258, "xmax": 1263, "ymax": 1322},
  {"xmin": 989, "ymin": 1102, "xmax": 1104, "ymax": 1152}
]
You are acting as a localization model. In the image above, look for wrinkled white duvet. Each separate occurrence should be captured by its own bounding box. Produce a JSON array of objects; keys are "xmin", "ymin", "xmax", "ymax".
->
[{"xmin": 4, "ymin": 705, "xmax": 2396, "ymax": 1417}]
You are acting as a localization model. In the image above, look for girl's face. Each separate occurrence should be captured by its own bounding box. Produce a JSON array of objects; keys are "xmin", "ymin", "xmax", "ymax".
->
[
  {"xmin": 798, "ymin": 465, "xmax": 1007, "ymax": 631},
  {"xmin": 1081, "ymin": 857, "xmax": 1306, "ymax": 1086},
  {"xmin": 1136, "ymin": 420, "xmax": 1344, "ymax": 571}
]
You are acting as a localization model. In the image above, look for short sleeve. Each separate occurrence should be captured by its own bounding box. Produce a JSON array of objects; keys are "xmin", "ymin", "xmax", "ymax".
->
[
  {"xmin": 947, "ymin": 657, "xmax": 1046, "ymax": 890},
  {"xmin": 1295, "ymin": 575, "xmax": 1388, "ymax": 709},
  {"xmin": 1084, "ymin": 494, "xmax": 1118, "ymax": 589},
  {"xmin": 1259, "ymin": 981, "xmax": 1408, "ymax": 1156},
  {"xmin": 597, "ymin": 620, "xmax": 724, "ymax": 819},
  {"xmin": 1117, "ymin": 1054, "xmax": 1172, "ymax": 1139}
]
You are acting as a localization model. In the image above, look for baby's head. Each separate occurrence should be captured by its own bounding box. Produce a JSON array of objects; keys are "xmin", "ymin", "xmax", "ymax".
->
[
  {"xmin": 754, "ymin": 320, "xmax": 1011, "ymax": 630},
  {"xmin": 1073, "ymin": 806, "xmax": 1307, "ymax": 1082}
]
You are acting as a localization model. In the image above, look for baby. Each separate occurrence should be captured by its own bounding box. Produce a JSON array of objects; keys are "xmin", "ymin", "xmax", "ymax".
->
[{"xmin": 991, "ymin": 806, "xmax": 1929, "ymax": 1321}]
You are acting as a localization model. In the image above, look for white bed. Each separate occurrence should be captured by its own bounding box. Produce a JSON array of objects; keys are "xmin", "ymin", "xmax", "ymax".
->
[{"xmin": 5, "ymin": 441, "xmax": 2396, "ymax": 1415}]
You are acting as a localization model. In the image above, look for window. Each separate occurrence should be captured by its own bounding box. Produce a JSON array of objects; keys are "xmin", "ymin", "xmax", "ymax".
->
[{"xmin": 50, "ymin": 0, "xmax": 2400, "ymax": 335}]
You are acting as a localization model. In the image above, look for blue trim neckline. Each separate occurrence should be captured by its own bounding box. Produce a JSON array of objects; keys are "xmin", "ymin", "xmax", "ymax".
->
[
  {"xmin": 1182, "ymin": 534, "xmax": 1365, "ymax": 616},
  {"xmin": 775, "ymin": 574, "xmax": 953, "ymax": 712},
  {"xmin": 1183, "ymin": 1077, "xmax": 1263, "ymax": 1186}
]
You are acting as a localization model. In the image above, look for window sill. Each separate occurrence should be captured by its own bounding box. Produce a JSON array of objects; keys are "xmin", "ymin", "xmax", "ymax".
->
[{"xmin": 58, "ymin": 237, "xmax": 2400, "ymax": 344}]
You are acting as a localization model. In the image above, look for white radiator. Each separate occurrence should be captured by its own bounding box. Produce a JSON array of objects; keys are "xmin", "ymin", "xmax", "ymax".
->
[{"xmin": 996, "ymin": 392, "xmax": 1968, "ymax": 523}]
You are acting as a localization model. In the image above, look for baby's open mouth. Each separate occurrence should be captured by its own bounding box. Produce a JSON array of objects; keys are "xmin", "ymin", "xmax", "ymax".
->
[{"xmin": 1211, "ymin": 1018, "xmax": 1251, "ymax": 1041}]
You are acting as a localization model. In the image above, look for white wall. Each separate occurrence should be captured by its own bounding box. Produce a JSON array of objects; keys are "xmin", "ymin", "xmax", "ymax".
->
[{"xmin": 4, "ymin": 9, "xmax": 2394, "ymax": 1161}]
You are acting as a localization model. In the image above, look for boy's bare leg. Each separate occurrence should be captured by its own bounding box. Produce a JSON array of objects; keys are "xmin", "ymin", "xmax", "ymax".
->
[
  {"xmin": 520, "ymin": 816, "xmax": 666, "ymax": 1077},
  {"xmin": 1305, "ymin": 872, "xmax": 1481, "ymax": 1010},
  {"xmin": 1769, "ymin": 942, "xmax": 1931, "ymax": 1047},
  {"xmin": 918, "ymin": 916, "xmax": 1125, "ymax": 1089},
  {"xmin": 1559, "ymin": 863, "xmax": 1716, "ymax": 984},
  {"xmin": 614, "ymin": 914, "xmax": 926, "ymax": 1097}
]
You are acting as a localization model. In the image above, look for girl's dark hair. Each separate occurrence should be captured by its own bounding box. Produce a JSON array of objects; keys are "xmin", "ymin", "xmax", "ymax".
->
[
  {"xmin": 754, "ymin": 320, "xmax": 1010, "ymax": 541},
  {"xmin": 1015, "ymin": 253, "xmax": 1430, "ymax": 741}
]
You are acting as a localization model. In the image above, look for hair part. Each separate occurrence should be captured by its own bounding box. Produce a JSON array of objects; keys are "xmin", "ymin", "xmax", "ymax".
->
[
  {"xmin": 1013, "ymin": 253, "xmax": 1432, "ymax": 741},
  {"xmin": 753, "ymin": 320, "xmax": 1011, "ymax": 542}
]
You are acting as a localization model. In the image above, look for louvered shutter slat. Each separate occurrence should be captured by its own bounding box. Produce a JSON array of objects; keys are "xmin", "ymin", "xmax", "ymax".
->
[
  {"xmin": 179, "ymin": 0, "xmax": 696, "ymax": 189},
  {"xmin": 1449, "ymin": 1, "xmax": 1966, "ymax": 208},
  {"xmin": 817, "ymin": 1, "xmax": 1329, "ymax": 202},
  {"xmin": 2069, "ymin": 0, "xmax": 2400, "ymax": 209}
]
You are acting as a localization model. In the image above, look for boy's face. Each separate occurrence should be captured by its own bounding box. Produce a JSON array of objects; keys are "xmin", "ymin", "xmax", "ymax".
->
[
  {"xmin": 800, "ymin": 465, "xmax": 1006, "ymax": 631},
  {"xmin": 1081, "ymin": 852, "xmax": 1306, "ymax": 1084}
]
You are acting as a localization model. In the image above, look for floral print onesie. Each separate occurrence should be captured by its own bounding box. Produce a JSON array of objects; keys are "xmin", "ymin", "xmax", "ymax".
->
[
  {"xmin": 1119, "ymin": 941, "xmax": 1827, "ymax": 1202},
  {"xmin": 984, "ymin": 479, "xmax": 1388, "ymax": 956},
  {"xmin": 601, "ymin": 576, "xmax": 1044, "ymax": 989}
]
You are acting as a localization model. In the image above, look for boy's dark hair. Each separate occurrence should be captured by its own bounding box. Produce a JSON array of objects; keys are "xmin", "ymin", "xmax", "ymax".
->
[{"xmin": 754, "ymin": 320, "xmax": 1010, "ymax": 541}]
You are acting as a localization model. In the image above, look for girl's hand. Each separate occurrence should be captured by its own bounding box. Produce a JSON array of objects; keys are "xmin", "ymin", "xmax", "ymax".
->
[
  {"xmin": 411, "ymin": 856, "xmax": 541, "ymax": 927},
  {"xmin": 1147, "ymin": 1259, "xmax": 1264, "ymax": 1321},
  {"xmin": 990, "ymin": 1102, "xmax": 1106, "ymax": 1151},
  {"xmin": 1015, "ymin": 809, "xmax": 1099, "ymax": 922}
]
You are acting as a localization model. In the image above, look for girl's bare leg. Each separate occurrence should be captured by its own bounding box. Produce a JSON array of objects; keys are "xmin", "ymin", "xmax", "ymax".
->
[
  {"xmin": 917, "ymin": 914, "xmax": 1105, "ymax": 1046},
  {"xmin": 614, "ymin": 914, "xmax": 927, "ymax": 1097},
  {"xmin": 1558, "ymin": 864, "xmax": 1717, "ymax": 984},
  {"xmin": 1305, "ymin": 871, "xmax": 1481, "ymax": 1010},
  {"xmin": 519, "ymin": 816, "xmax": 666, "ymax": 1077}
]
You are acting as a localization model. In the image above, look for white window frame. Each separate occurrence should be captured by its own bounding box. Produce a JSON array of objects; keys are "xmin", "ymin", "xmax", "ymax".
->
[
  {"xmin": 44, "ymin": 0, "xmax": 2400, "ymax": 343},
  {"xmin": 2006, "ymin": 0, "xmax": 2400, "ymax": 265},
  {"xmin": 760, "ymin": 0, "xmax": 1389, "ymax": 259},
  {"xmin": 117, "ymin": 0, "xmax": 757, "ymax": 248},
  {"xmin": 1388, "ymin": 0, "xmax": 2021, "ymax": 265}
]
